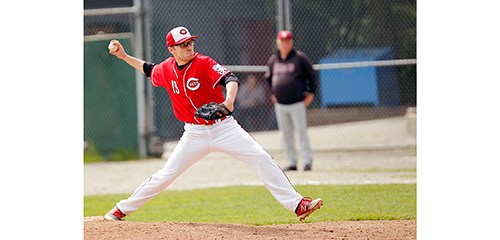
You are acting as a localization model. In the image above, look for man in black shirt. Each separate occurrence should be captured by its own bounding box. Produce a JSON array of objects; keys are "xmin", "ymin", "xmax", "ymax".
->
[{"xmin": 265, "ymin": 30, "xmax": 317, "ymax": 171}]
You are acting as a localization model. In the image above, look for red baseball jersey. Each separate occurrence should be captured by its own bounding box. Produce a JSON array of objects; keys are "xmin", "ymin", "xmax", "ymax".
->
[{"xmin": 150, "ymin": 53, "xmax": 230, "ymax": 124}]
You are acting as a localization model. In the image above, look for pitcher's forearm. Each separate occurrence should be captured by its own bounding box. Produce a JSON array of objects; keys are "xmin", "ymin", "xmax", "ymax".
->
[
  {"xmin": 223, "ymin": 81, "xmax": 238, "ymax": 112},
  {"xmin": 122, "ymin": 55, "xmax": 146, "ymax": 75}
]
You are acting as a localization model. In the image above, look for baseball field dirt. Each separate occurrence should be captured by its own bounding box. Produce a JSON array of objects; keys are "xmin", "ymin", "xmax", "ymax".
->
[{"xmin": 84, "ymin": 217, "xmax": 416, "ymax": 240}]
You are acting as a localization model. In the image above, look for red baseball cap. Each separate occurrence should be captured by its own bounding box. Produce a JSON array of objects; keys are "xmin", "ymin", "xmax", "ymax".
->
[
  {"xmin": 166, "ymin": 26, "xmax": 199, "ymax": 47},
  {"xmin": 277, "ymin": 30, "xmax": 293, "ymax": 40}
]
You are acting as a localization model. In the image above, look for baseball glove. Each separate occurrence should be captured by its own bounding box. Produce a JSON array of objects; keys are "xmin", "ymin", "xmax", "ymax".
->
[{"xmin": 195, "ymin": 102, "xmax": 232, "ymax": 120}]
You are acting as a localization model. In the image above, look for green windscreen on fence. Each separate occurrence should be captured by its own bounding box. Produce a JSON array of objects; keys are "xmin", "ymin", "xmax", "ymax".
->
[{"xmin": 84, "ymin": 34, "xmax": 138, "ymax": 157}]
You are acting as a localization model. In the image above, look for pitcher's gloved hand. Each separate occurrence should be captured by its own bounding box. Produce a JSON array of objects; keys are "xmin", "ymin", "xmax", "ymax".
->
[{"xmin": 194, "ymin": 102, "xmax": 232, "ymax": 120}]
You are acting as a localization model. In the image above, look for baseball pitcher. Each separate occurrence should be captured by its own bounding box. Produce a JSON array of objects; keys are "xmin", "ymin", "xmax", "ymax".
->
[{"xmin": 104, "ymin": 26, "xmax": 322, "ymax": 222}]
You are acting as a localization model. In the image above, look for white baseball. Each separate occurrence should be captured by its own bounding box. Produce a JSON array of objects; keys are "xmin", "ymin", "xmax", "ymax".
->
[{"xmin": 108, "ymin": 42, "xmax": 118, "ymax": 52}]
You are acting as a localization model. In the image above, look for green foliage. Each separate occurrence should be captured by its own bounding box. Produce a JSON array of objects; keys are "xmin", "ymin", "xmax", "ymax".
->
[
  {"xmin": 83, "ymin": 142, "xmax": 104, "ymax": 163},
  {"xmin": 108, "ymin": 147, "xmax": 140, "ymax": 161},
  {"xmin": 84, "ymin": 142, "xmax": 140, "ymax": 163},
  {"xmin": 85, "ymin": 184, "xmax": 416, "ymax": 225}
]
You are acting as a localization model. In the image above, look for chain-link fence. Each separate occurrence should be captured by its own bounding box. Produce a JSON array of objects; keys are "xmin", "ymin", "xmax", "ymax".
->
[{"xmin": 84, "ymin": 0, "xmax": 416, "ymax": 159}]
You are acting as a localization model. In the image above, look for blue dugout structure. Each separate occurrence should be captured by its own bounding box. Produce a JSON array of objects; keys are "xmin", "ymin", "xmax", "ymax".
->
[{"xmin": 319, "ymin": 47, "xmax": 400, "ymax": 108}]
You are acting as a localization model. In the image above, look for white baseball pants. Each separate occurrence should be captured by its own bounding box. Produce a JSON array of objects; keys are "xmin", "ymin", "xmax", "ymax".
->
[{"xmin": 116, "ymin": 116, "xmax": 303, "ymax": 215}]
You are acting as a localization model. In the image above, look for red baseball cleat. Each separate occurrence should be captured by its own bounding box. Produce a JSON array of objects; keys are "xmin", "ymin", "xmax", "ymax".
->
[
  {"xmin": 104, "ymin": 206, "xmax": 126, "ymax": 221},
  {"xmin": 296, "ymin": 197, "xmax": 323, "ymax": 221}
]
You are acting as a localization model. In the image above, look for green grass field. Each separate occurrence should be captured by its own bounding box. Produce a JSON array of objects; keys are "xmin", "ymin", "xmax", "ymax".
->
[{"xmin": 84, "ymin": 184, "xmax": 416, "ymax": 225}]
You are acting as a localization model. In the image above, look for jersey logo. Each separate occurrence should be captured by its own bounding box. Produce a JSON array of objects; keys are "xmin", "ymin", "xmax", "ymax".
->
[
  {"xmin": 212, "ymin": 64, "xmax": 229, "ymax": 75},
  {"xmin": 171, "ymin": 80, "xmax": 180, "ymax": 94},
  {"xmin": 186, "ymin": 77, "xmax": 201, "ymax": 91}
]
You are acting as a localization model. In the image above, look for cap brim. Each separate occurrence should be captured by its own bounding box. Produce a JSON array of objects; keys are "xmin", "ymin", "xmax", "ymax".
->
[{"xmin": 173, "ymin": 35, "xmax": 199, "ymax": 45}]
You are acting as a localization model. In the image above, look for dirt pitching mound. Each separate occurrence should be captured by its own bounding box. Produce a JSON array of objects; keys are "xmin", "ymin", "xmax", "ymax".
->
[{"xmin": 84, "ymin": 216, "xmax": 415, "ymax": 240}]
